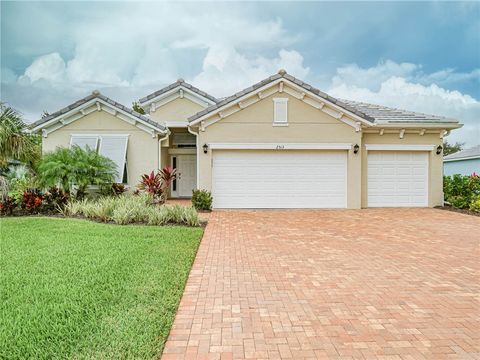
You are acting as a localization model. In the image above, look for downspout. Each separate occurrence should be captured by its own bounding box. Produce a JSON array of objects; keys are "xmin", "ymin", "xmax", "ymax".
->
[
  {"xmin": 158, "ymin": 130, "xmax": 170, "ymax": 170},
  {"xmin": 187, "ymin": 125, "xmax": 200, "ymax": 189},
  {"xmin": 441, "ymin": 129, "xmax": 450, "ymax": 207}
]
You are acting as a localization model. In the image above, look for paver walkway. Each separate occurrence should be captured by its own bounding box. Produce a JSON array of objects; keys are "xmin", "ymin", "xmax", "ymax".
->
[{"xmin": 162, "ymin": 209, "xmax": 480, "ymax": 359}]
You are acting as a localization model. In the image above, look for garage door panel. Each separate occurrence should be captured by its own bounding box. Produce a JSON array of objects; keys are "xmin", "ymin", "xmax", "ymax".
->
[
  {"xmin": 368, "ymin": 151, "xmax": 428, "ymax": 207},
  {"xmin": 212, "ymin": 150, "xmax": 347, "ymax": 208}
]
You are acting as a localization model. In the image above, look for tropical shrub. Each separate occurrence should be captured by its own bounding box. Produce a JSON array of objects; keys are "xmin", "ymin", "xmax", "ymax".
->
[
  {"xmin": 0, "ymin": 197, "xmax": 15, "ymax": 215},
  {"xmin": 469, "ymin": 195, "xmax": 480, "ymax": 212},
  {"xmin": 21, "ymin": 189, "xmax": 43, "ymax": 214},
  {"xmin": 137, "ymin": 166, "xmax": 176, "ymax": 203},
  {"xmin": 192, "ymin": 189, "xmax": 213, "ymax": 211},
  {"xmin": 62, "ymin": 193, "xmax": 199, "ymax": 226},
  {"xmin": 443, "ymin": 173, "xmax": 480, "ymax": 209},
  {"xmin": 43, "ymin": 187, "xmax": 69, "ymax": 212},
  {"xmin": 8, "ymin": 176, "xmax": 37, "ymax": 203},
  {"xmin": 38, "ymin": 146, "xmax": 117, "ymax": 198},
  {"xmin": 138, "ymin": 171, "xmax": 162, "ymax": 197}
]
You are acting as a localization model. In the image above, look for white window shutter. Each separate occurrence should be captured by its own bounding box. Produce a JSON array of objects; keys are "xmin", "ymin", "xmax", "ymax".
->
[
  {"xmin": 273, "ymin": 98, "xmax": 288, "ymax": 124},
  {"xmin": 70, "ymin": 135, "xmax": 98, "ymax": 151},
  {"xmin": 98, "ymin": 136, "xmax": 129, "ymax": 183}
]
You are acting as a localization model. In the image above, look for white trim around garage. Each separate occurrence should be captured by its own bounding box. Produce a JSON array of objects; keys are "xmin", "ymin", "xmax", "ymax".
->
[
  {"xmin": 365, "ymin": 144, "xmax": 436, "ymax": 151},
  {"xmin": 208, "ymin": 143, "xmax": 353, "ymax": 150}
]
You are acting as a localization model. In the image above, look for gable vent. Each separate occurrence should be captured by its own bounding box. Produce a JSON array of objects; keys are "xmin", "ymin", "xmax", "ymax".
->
[{"xmin": 273, "ymin": 98, "xmax": 288, "ymax": 124}]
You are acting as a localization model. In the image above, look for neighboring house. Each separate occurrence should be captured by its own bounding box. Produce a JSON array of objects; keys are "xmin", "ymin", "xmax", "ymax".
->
[
  {"xmin": 444, "ymin": 145, "xmax": 480, "ymax": 176},
  {"xmin": 30, "ymin": 70, "xmax": 462, "ymax": 209}
]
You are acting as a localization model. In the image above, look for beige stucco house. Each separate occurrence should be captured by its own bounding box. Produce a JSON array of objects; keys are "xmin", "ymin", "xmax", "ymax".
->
[{"xmin": 31, "ymin": 70, "xmax": 462, "ymax": 209}]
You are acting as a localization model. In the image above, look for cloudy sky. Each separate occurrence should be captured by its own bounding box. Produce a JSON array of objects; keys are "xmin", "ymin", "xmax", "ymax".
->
[{"xmin": 1, "ymin": 1, "xmax": 479, "ymax": 146}]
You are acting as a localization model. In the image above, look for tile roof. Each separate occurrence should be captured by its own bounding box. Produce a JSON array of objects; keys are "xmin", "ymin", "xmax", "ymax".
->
[
  {"xmin": 138, "ymin": 79, "xmax": 219, "ymax": 104},
  {"xmin": 188, "ymin": 70, "xmax": 375, "ymax": 123},
  {"xmin": 444, "ymin": 145, "xmax": 480, "ymax": 161},
  {"xmin": 340, "ymin": 99, "xmax": 456, "ymax": 124},
  {"xmin": 187, "ymin": 70, "xmax": 460, "ymax": 127},
  {"xmin": 30, "ymin": 91, "xmax": 166, "ymax": 132}
]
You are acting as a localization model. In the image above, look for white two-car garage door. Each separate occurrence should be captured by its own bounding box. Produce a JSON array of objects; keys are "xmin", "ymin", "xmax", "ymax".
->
[
  {"xmin": 368, "ymin": 151, "xmax": 428, "ymax": 207},
  {"xmin": 212, "ymin": 150, "xmax": 347, "ymax": 208}
]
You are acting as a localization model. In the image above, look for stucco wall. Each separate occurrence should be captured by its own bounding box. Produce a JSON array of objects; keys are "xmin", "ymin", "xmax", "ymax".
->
[
  {"xmin": 444, "ymin": 158, "xmax": 480, "ymax": 176},
  {"xmin": 196, "ymin": 92, "xmax": 363, "ymax": 208},
  {"xmin": 42, "ymin": 111, "xmax": 160, "ymax": 187},
  {"xmin": 361, "ymin": 133, "xmax": 444, "ymax": 207},
  {"xmin": 148, "ymin": 98, "xmax": 205, "ymax": 124}
]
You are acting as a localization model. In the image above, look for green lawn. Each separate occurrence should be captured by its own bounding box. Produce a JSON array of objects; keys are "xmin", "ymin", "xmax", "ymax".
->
[{"xmin": 0, "ymin": 217, "xmax": 203, "ymax": 359}]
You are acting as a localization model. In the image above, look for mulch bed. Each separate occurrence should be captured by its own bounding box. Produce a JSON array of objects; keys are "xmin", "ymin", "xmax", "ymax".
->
[{"xmin": 435, "ymin": 205, "xmax": 480, "ymax": 217}]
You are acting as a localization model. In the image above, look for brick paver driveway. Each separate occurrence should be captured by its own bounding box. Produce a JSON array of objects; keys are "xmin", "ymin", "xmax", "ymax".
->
[{"xmin": 163, "ymin": 209, "xmax": 479, "ymax": 359}]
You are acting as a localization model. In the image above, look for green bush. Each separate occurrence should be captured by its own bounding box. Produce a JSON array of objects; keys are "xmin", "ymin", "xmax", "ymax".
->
[
  {"xmin": 192, "ymin": 189, "xmax": 213, "ymax": 211},
  {"xmin": 469, "ymin": 195, "xmax": 480, "ymax": 212},
  {"xmin": 448, "ymin": 195, "xmax": 471, "ymax": 209},
  {"xmin": 38, "ymin": 146, "xmax": 117, "ymax": 198},
  {"xmin": 63, "ymin": 193, "xmax": 200, "ymax": 226},
  {"xmin": 443, "ymin": 174, "xmax": 480, "ymax": 209},
  {"xmin": 8, "ymin": 176, "xmax": 37, "ymax": 203}
]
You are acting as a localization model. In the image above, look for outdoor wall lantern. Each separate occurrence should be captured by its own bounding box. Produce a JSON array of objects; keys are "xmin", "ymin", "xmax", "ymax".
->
[
  {"xmin": 203, "ymin": 143, "xmax": 209, "ymax": 154},
  {"xmin": 436, "ymin": 145, "xmax": 443, "ymax": 155},
  {"xmin": 353, "ymin": 144, "xmax": 360, "ymax": 154}
]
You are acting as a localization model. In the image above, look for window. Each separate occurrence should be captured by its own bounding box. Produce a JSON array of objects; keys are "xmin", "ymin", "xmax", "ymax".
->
[
  {"xmin": 273, "ymin": 98, "xmax": 288, "ymax": 125},
  {"xmin": 172, "ymin": 156, "xmax": 177, "ymax": 192},
  {"xmin": 70, "ymin": 135, "xmax": 99, "ymax": 151},
  {"xmin": 98, "ymin": 136, "xmax": 129, "ymax": 184},
  {"xmin": 70, "ymin": 135, "xmax": 129, "ymax": 183}
]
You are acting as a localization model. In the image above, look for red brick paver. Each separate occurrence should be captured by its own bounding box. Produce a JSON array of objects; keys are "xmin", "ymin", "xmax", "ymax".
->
[{"xmin": 162, "ymin": 209, "xmax": 480, "ymax": 359}]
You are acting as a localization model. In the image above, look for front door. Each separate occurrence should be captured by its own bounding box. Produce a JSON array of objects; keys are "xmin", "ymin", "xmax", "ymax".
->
[{"xmin": 176, "ymin": 155, "xmax": 197, "ymax": 197}]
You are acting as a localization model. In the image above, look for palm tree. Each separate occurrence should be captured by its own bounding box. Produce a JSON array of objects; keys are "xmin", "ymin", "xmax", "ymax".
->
[
  {"xmin": 38, "ymin": 146, "xmax": 117, "ymax": 198},
  {"xmin": 0, "ymin": 103, "xmax": 41, "ymax": 167}
]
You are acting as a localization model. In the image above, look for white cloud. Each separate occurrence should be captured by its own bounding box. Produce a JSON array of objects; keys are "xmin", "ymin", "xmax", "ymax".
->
[
  {"xmin": 11, "ymin": 2, "xmax": 306, "ymax": 103},
  {"xmin": 20, "ymin": 52, "xmax": 66, "ymax": 83},
  {"xmin": 328, "ymin": 62, "xmax": 480, "ymax": 146},
  {"xmin": 192, "ymin": 48, "xmax": 309, "ymax": 96},
  {"xmin": 331, "ymin": 60, "xmax": 419, "ymax": 90}
]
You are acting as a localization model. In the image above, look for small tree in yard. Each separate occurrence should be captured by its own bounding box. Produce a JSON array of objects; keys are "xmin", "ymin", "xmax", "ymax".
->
[
  {"xmin": 443, "ymin": 140, "xmax": 464, "ymax": 156},
  {"xmin": 38, "ymin": 146, "xmax": 117, "ymax": 199}
]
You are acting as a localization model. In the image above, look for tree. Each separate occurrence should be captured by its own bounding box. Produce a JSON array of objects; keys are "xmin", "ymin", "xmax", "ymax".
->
[
  {"xmin": 443, "ymin": 140, "xmax": 464, "ymax": 156},
  {"xmin": 0, "ymin": 103, "xmax": 41, "ymax": 167},
  {"xmin": 37, "ymin": 146, "xmax": 117, "ymax": 198},
  {"xmin": 132, "ymin": 101, "xmax": 145, "ymax": 114}
]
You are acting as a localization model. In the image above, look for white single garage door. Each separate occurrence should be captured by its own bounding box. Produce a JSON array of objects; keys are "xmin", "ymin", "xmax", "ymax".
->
[
  {"xmin": 368, "ymin": 151, "xmax": 428, "ymax": 207},
  {"xmin": 212, "ymin": 150, "xmax": 347, "ymax": 208}
]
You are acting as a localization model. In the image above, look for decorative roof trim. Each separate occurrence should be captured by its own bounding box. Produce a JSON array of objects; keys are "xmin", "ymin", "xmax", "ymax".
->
[
  {"xmin": 371, "ymin": 122, "xmax": 462, "ymax": 129},
  {"xmin": 189, "ymin": 77, "xmax": 373, "ymax": 130},
  {"xmin": 142, "ymin": 85, "xmax": 216, "ymax": 113},
  {"xmin": 138, "ymin": 79, "xmax": 218, "ymax": 108},
  {"xmin": 30, "ymin": 93, "xmax": 167, "ymax": 137}
]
